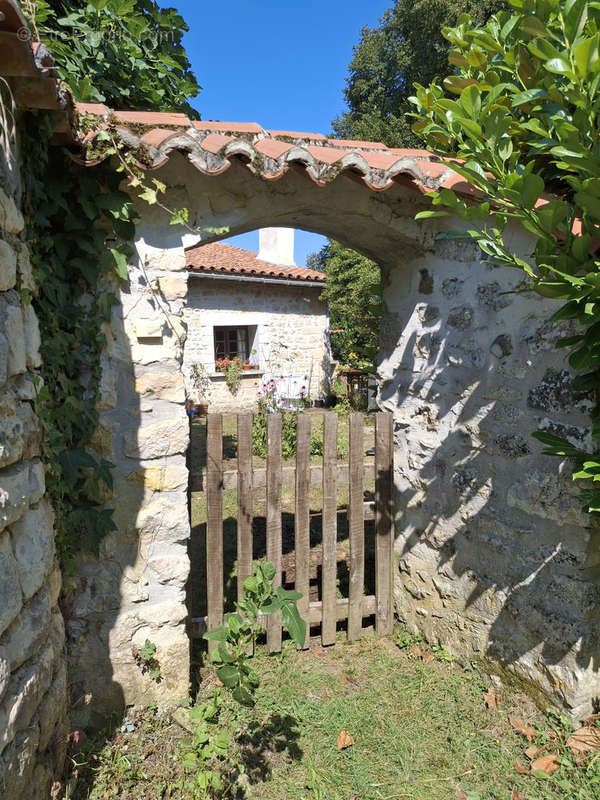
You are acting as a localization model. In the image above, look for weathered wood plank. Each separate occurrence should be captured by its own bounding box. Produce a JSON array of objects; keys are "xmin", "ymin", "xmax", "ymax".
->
[
  {"xmin": 266, "ymin": 414, "xmax": 282, "ymax": 653},
  {"xmin": 189, "ymin": 595, "xmax": 377, "ymax": 638},
  {"xmin": 375, "ymin": 412, "xmax": 394, "ymax": 635},
  {"xmin": 237, "ymin": 414, "xmax": 253, "ymax": 604},
  {"xmin": 206, "ymin": 414, "xmax": 223, "ymax": 652},
  {"xmin": 321, "ymin": 412, "xmax": 337, "ymax": 646},
  {"xmin": 348, "ymin": 413, "xmax": 364, "ymax": 641},
  {"xmin": 190, "ymin": 462, "xmax": 376, "ymax": 492},
  {"xmin": 295, "ymin": 413, "xmax": 311, "ymax": 648}
]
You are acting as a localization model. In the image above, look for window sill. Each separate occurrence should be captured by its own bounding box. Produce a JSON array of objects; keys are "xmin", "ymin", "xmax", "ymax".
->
[{"xmin": 210, "ymin": 370, "xmax": 263, "ymax": 378}]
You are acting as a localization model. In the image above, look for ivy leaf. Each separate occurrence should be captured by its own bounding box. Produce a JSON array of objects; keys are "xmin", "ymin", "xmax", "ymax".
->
[
  {"xmin": 138, "ymin": 187, "xmax": 157, "ymax": 205},
  {"xmin": 110, "ymin": 248, "xmax": 129, "ymax": 280}
]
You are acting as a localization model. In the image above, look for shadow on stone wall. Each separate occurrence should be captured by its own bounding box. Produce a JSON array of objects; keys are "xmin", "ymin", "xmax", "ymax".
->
[{"xmin": 378, "ymin": 256, "xmax": 600, "ymax": 720}]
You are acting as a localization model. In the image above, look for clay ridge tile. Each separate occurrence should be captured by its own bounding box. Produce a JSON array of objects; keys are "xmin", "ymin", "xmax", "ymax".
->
[{"xmin": 186, "ymin": 242, "xmax": 325, "ymax": 283}]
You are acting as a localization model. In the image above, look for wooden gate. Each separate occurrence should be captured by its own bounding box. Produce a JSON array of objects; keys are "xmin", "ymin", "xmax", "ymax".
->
[{"xmin": 190, "ymin": 411, "xmax": 394, "ymax": 650}]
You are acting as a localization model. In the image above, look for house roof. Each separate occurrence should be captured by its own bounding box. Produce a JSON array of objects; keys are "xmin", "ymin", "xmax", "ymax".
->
[{"xmin": 186, "ymin": 242, "xmax": 326, "ymax": 285}]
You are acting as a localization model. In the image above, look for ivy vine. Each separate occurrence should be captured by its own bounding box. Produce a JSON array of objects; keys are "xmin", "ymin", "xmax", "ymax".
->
[{"xmin": 20, "ymin": 110, "xmax": 136, "ymax": 569}]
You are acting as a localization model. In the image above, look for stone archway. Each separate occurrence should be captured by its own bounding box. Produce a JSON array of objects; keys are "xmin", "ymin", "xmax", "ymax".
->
[{"xmin": 67, "ymin": 112, "xmax": 598, "ymax": 725}]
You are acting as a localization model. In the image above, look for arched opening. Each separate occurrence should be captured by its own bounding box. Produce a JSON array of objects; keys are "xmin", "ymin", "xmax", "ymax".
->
[{"xmin": 67, "ymin": 129, "xmax": 598, "ymax": 726}]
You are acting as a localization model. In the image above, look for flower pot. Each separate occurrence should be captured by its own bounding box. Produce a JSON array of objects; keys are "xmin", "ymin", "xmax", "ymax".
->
[
  {"xmin": 242, "ymin": 363, "xmax": 251, "ymax": 371},
  {"xmin": 250, "ymin": 364, "xmax": 259, "ymax": 370},
  {"xmin": 194, "ymin": 403, "xmax": 208, "ymax": 416}
]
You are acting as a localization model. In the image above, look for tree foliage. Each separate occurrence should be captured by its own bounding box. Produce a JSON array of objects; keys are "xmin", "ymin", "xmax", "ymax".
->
[
  {"xmin": 320, "ymin": 1, "xmax": 503, "ymax": 374},
  {"xmin": 308, "ymin": 241, "xmax": 382, "ymax": 366},
  {"xmin": 29, "ymin": 0, "xmax": 200, "ymax": 114},
  {"xmin": 410, "ymin": 0, "xmax": 600, "ymax": 514},
  {"xmin": 332, "ymin": 0, "xmax": 505, "ymax": 148}
]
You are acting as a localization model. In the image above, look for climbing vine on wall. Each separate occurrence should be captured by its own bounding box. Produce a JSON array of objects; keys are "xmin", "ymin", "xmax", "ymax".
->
[
  {"xmin": 20, "ymin": 111, "xmax": 137, "ymax": 569},
  {"xmin": 18, "ymin": 0, "xmax": 201, "ymax": 568}
]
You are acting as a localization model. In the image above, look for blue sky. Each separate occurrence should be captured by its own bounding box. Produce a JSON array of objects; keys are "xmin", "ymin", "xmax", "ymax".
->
[{"xmin": 168, "ymin": 0, "xmax": 391, "ymax": 265}]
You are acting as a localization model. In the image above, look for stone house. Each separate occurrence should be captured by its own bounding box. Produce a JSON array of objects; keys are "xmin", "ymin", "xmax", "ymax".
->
[{"xmin": 182, "ymin": 229, "xmax": 330, "ymax": 411}]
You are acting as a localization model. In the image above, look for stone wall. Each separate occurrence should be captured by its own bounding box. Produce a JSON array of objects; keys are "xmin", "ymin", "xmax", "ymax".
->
[
  {"xmin": 0, "ymin": 118, "xmax": 68, "ymax": 796},
  {"xmin": 183, "ymin": 276, "xmax": 329, "ymax": 411},
  {"xmin": 378, "ymin": 223, "xmax": 600, "ymax": 720},
  {"xmin": 65, "ymin": 204, "xmax": 192, "ymax": 729}
]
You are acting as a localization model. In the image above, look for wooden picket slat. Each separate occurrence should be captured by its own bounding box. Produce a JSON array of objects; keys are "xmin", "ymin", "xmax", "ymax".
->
[
  {"xmin": 237, "ymin": 414, "xmax": 253, "ymax": 604},
  {"xmin": 206, "ymin": 414, "xmax": 223, "ymax": 652},
  {"xmin": 295, "ymin": 413, "xmax": 311, "ymax": 648},
  {"xmin": 266, "ymin": 414, "xmax": 282, "ymax": 652},
  {"xmin": 375, "ymin": 412, "xmax": 394, "ymax": 635},
  {"xmin": 321, "ymin": 412, "xmax": 337, "ymax": 646},
  {"xmin": 200, "ymin": 410, "xmax": 394, "ymax": 654},
  {"xmin": 347, "ymin": 412, "xmax": 364, "ymax": 641}
]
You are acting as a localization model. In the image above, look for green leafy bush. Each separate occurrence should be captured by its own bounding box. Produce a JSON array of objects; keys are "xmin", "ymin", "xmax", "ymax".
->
[{"xmin": 410, "ymin": 0, "xmax": 600, "ymax": 515}]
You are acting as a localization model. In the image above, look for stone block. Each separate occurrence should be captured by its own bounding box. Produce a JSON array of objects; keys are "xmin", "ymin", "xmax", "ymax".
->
[
  {"xmin": 134, "ymin": 317, "xmax": 163, "ymax": 339},
  {"xmin": 157, "ymin": 275, "xmax": 187, "ymax": 300},
  {"xmin": 4, "ymin": 303, "xmax": 26, "ymax": 376},
  {"xmin": 0, "ymin": 640, "xmax": 54, "ymax": 752},
  {"xmin": 124, "ymin": 416, "xmax": 188, "ymax": 460},
  {"xmin": 0, "ymin": 727, "xmax": 41, "ymax": 800},
  {"xmin": 0, "ymin": 332, "xmax": 7, "ymax": 385},
  {"xmin": 0, "ymin": 187, "xmax": 24, "ymax": 234},
  {"xmin": 135, "ymin": 497, "xmax": 189, "ymax": 545},
  {"xmin": 0, "ymin": 239, "xmax": 17, "ymax": 292},
  {"xmin": 17, "ymin": 402, "xmax": 42, "ymax": 461},
  {"xmin": 16, "ymin": 244, "xmax": 35, "ymax": 293},
  {"xmin": 146, "ymin": 552, "xmax": 189, "ymax": 587},
  {"xmin": 0, "ymin": 532, "xmax": 21, "ymax": 638},
  {"xmin": 97, "ymin": 357, "xmax": 118, "ymax": 411},
  {"xmin": 507, "ymin": 471, "xmax": 586, "ymax": 527},
  {"xmin": 22, "ymin": 303, "xmax": 41, "ymax": 369},
  {"xmin": 134, "ymin": 370, "xmax": 185, "ymax": 402},
  {"xmin": 10, "ymin": 500, "xmax": 55, "ymax": 601},
  {"xmin": 0, "ymin": 649, "xmax": 8, "ymax": 703},
  {"xmin": 0, "ymin": 584, "xmax": 51, "ymax": 675},
  {"xmin": 0, "ymin": 461, "xmax": 30, "ymax": 532},
  {"xmin": 37, "ymin": 658, "xmax": 67, "ymax": 751}
]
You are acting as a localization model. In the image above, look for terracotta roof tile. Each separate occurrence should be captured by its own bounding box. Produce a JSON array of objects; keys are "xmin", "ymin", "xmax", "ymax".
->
[
  {"xmin": 326, "ymin": 138, "xmax": 387, "ymax": 150},
  {"xmin": 267, "ymin": 129, "xmax": 327, "ymax": 140},
  {"xmin": 200, "ymin": 133, "xmax": 236, "ymax": 154},
  {"xmin": 110, "ymin": 110, "xmax": 191, "ymax": 127},
  {"xmin": 193, "ymin": 121, "xmax": 263, "ymax": 133},
  {"xmin": 186, "ymin": 242, "xmax": 325, "ymax": 284},
  {"xmin": 305, "ymin": 145, "xmax": 349, "ymax": 164},
  {"xmin": 254, "ymin": 139, "xmax": 295, "ymax": 159},
  {"xmin": 77, "ymin": 102, "xmax": 108, "ymax": 116}
]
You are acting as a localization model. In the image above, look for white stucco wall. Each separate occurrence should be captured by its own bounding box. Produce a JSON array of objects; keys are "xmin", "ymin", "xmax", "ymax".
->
[{"xmin": 182, "ymin": 276, "xmax": 330, "ymax": 411}]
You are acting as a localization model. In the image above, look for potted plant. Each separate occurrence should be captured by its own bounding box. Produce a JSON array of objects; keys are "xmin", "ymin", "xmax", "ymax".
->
[
  {"xmin": 190, "ymin": 362, "xmax": 212, "ymax": 415},
  {"xmin": 224, "ymin": 357, "xmax": 242, "ymax": 394}
]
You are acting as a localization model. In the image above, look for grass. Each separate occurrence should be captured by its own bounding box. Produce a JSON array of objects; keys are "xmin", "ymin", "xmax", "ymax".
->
[{"xmin": 61, "ymin": 634, "xmax": 600, "ymax": 800}]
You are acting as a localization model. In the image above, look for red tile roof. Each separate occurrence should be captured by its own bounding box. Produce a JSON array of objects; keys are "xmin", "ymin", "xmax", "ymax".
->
[
  {"xmin": 186, "ymin": 242, "xmax": 326, "ymax": 284},
  {"xmin": 70, "ymin": 102, "xmax": 459, "ymax": 195}
]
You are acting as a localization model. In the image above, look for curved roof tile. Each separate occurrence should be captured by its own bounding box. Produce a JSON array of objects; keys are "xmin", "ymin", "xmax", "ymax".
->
[{"xmin": 71, "ymin": 103, "xmax": 459, "ymax": 195}]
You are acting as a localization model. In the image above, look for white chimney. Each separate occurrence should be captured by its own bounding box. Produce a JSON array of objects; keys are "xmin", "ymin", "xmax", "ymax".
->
[{"xmin": 257, "ymin": 227, "xmax": 296, "ymax": 266}]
